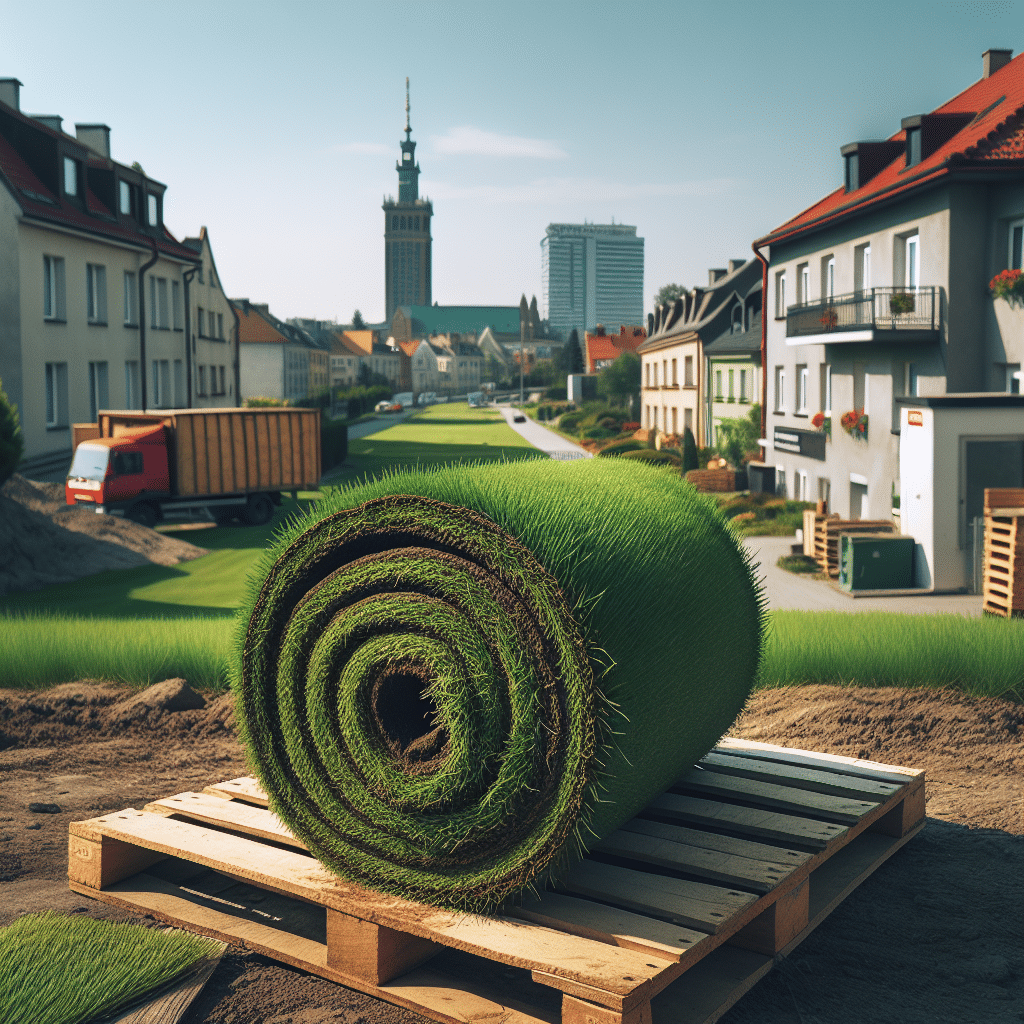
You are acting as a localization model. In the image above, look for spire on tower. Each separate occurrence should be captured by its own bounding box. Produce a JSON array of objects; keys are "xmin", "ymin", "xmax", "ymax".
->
[{"xmin": 405, "ymin": 77, "xmax": 411, "ymax": 136}]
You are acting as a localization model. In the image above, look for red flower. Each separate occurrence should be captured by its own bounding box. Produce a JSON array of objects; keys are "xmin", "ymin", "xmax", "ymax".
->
[{"xmin": 811, "ymin": 412, "xmax": 825, "ymax": 429}]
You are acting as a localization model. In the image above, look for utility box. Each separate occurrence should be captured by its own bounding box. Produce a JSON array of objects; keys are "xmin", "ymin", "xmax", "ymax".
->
[
  {"xmin": 839, "ymin": 534, "xmax": 915, "ymax": 591},
  {"xmin": 747, "ymin": 462, "xmax": 776, "ymax": 494}
]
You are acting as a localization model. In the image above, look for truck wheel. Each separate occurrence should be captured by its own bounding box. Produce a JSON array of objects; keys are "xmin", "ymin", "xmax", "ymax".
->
[
  {"xmin": 211, "ymin": 506, "xmax": 240, "ymax": 526},
  {"xmin": 126, "ymin": 503, "xmax": 159, "ymax": 529},
  {"xmin": 242, "ymin": 493, "xmax": 274, "ymax": 526}
]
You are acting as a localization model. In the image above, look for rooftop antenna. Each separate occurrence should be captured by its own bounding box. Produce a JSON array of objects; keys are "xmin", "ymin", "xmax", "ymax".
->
[{"xmin": 405, "ymin": 77, "xmax": 411, "ymax": 136}]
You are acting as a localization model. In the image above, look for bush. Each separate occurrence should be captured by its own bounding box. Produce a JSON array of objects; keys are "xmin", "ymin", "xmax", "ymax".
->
[
  {"xmin": 335, "ymin": 384, "xmax": 391, "ymax": 420},
  {"xmin": 583, "ymin": 426, "xmax": 617, "ymax": 440},
  {"xmin": 558, "ymin": 411, "xmax": 585, "ymax": 433},
  {"xmin": 0, "ymin": 378, "xmax": 23, "ymax": 488},
  {"xmin": 620, "ymin": 448, "xmax": 681, "ymax": 467},
  {"xmin": 321, "ymin": 418, "xmax": 349, "ymax": 469},
  {"xmin": 597, "ymin": 440, "xmax": 643, "ymax": 457},
  {"xmin": 681, "ymin": 427, "xmax": 699, "ymax": 473},
  {"xmin": 245, "ymin": 396, "xmax": 289, "ymax": 407}
]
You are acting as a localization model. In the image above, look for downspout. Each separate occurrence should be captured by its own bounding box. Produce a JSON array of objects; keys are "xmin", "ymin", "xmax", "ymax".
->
[
  {"xmin": 230, "ymin": 300, "xmax": 241, "ymax": 406},
  {"xmin": 182, "ymin": 265, "xmax": 197, "ymax": 408},
  {"xmin": 138, "ymin": 241, "xmax": 160, "ymax": 413},
  {"xmin": 752, "ymin": 242, "xmax": 770, "ymax": 444}
]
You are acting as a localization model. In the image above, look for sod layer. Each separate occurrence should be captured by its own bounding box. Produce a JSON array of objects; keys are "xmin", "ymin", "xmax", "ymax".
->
[{"xmin": 235, "ymin": 459, "xmax": 766, "ymax": 911}]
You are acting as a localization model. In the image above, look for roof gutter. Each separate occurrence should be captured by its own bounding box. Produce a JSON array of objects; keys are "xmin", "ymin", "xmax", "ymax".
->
[
  {"xmin": 751, "ymin": 241, "xmax": 770, "ymax": 443},
  {"xmin": 138, "ymin": 241, "xmax": 160, "ymax": 413}
]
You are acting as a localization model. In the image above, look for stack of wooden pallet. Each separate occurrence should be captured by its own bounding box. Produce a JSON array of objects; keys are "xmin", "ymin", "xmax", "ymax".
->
[
  {"xmin": 813, "ymin": 518, "xmax": 894, "ymax": 578},
  {"xmin": 802, "ymin": 509, "xmax": 836, "ymax": 558},
  {"xmin": 68, "ymin": 739, "xmax": 925, "ymax": 1024},
  {"xmin": 983, "ymin": 487, "xmax": 1024, "ymax": 618}
]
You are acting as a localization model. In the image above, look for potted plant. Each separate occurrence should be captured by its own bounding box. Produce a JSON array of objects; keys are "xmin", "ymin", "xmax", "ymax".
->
[
  {"xmin": 811, "ymin": 411, "xmax": 831, "ymax": 439},
  {"xmin": 819, "ymin": 308, "xmax": 839, "ymax": 331},
  {"xmin": 990, "ymin": 268, "xmax": 1024, "ymax": 306},
  {"xmin": 840, "ymin": 408, "xmax": 868, "ymax": 440},
  {"xmin": 889, "ymin": 291, "xmax": 915, "ymax": 315}
]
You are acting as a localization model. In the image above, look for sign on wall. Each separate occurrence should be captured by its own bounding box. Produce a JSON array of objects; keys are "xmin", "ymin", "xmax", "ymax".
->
[{"xmin": 773, "ymin": 427, "xmax": 827, "ymax": 461}]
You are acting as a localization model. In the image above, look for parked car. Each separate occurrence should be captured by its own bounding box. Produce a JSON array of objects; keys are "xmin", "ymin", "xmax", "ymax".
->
[
  {"xmin": 375, "ymin": 400, "xmax": 393, "ymax": 413},
  {"xmin": 513, "ymin": 413, "xmax": 527, "ymax": 424},
  {"xmin": 417, "ymin": 392, "xmax": 439, "ymax": 407},
  {"xmin": 393, "ymin": 393, "xmax": 414, "ymax": 408}
]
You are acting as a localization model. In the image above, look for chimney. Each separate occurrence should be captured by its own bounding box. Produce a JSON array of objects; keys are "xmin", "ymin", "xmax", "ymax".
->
[
  {"xmin": 31, "ymin": 114, "xmax": 63, "ymax": 133},
  {"xmin": 0, "ymin": 78, "xmax": 22, "ymax": 111},
  {"xmin": 728, "ymin": 259, "xmax": 746, "ymax": 274},
  {"xmin": 75, "ymin": 123, "xmax": 111, "ymax": 159},
  {"xmin": 983, "ymin": 49, "xmax": 1012, "ymax": 78},
  {"xmin": 708, "ymin": 268, "xmax": 727, "ymax": 285}
]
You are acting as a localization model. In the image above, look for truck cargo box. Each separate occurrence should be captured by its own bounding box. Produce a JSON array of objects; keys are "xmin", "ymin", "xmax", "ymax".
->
[{"xmin": 90, "ymin": 407, "xmax": 321, "ymax": 498}]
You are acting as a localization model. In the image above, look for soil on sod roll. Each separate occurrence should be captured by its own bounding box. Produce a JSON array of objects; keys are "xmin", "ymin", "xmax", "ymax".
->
[
  {"xmin": 233, "ymin": 460, "xmax": 767, "ymax": 911},
  {"xmin": 0, "ymin": 680, "xmax": 1020, "ymax": 1023}
]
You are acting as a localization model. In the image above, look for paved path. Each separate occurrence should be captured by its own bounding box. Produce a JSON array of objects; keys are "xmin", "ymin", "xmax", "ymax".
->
[
  {"xmin": 495, "ymin": 405, "xmax": 592, "ymax": 460},
  {"xmin": 744, "ymin": 534, "xmax": 983, "ymax": 616}
]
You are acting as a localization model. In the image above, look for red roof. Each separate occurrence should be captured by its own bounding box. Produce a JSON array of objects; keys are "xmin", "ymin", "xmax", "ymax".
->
[
  {"xmin": 0, "ymin": 103, "xmax": 198, "ymax": 262},
  {"xmin": 758, "ymin": 52, "xmax": 1024, "ymax": 246},
  {"xmin": 584, "ymin": 325, "xmax": 647, "ymax": 372}
]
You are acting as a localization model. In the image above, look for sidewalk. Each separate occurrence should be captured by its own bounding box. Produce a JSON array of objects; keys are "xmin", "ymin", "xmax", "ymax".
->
[
  {"xmin": 744, "ymin": 534, "xmax": 983, "ymax": 616},
  {"xmin": 495, "ymin": 406, "xmax": 592, "ymax": 460}
]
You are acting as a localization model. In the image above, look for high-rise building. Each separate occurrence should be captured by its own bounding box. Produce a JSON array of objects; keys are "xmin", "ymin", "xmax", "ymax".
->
[
  {"xmin": 383, "ymin": 79, "xmax": 432, "ymax": 322},
  {"xmin": 541, "ymin": 223, "xmax": 644, "ymax": 338}
]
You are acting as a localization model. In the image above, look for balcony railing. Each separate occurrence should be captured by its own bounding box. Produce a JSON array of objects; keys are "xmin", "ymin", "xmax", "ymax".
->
[{"xmin": 786, "ymin": 287, "xmax": 938, "ymax": 339}]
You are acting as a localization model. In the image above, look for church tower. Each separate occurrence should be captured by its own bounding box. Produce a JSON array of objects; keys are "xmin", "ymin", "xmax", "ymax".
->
[{"xmin": 383, "ymin": 78, "xmax": 432, "ymax": 322}]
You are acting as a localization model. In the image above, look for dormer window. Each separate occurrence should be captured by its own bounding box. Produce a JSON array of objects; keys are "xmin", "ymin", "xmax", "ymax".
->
[
  {"xmin": 906, "ymin": 127, "xmax": 922, "ymax": 167},
  {"xmin": 119, "ymin": 180, "xmax": 130, "ymax": 215},
  {"xmin": 63, "ymin": 157, "xmax": 78, "ymax": 197},
  {"xmin": 147, "ymin": 193, "xmax": 158, "ymax": 226},
  {"xmin": 844, "ymin": 152, "xmax": 859, "ymax": 192}
]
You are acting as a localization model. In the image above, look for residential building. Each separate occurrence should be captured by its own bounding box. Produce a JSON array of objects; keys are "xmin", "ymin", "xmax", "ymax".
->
[
  {"xmin": 704, "ymin": 286, "xmax": 763, "ymax": 447},
  {"xmin": 327, "ymin": 329, "xmax": 401, "ymax": 389},
  {"xmin": 584, "ymin": 324, "xmax": 647, "ymax": 372},
  {"xmin": 639, "ymin": 260, "xmax": 761, "ymax": 444},
  {"xmin": 541, "ymin": 222, "xmax": 644, "ymax": 338},
  {"xmin": 383, "ymin": 80, "xmax": 431, "ymax": 321},
  {"xmin": 233, "ymin": 300, "xmax": 320, "ymax": 405},
  {"xmin": 756, "ymin": 47, "xmax": 1024, "ymax": 540},
  {"xmin": 0, "ymin": 78, "xmax": 238, "ymax": 478}
]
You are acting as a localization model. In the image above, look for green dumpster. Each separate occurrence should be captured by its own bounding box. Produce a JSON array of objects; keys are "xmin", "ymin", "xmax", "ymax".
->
[{"xmin": 839, "ymin": 533, "xmax": 915, "ymax": 591}]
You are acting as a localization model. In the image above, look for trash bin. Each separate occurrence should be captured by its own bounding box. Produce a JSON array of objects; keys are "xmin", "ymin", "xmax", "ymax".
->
[{"xmin": 839, "ymin": 534, "xmax": 915, "ymax": 591}]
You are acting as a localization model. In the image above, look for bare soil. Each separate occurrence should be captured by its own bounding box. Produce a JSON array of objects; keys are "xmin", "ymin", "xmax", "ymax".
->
[
  {"xmin": 0, "ymin": 681, "xmax": 1020, "ymax": 1024},
  {"xmin": 0, "ymin": 475, "xmax": 207, "ymax": 596}
]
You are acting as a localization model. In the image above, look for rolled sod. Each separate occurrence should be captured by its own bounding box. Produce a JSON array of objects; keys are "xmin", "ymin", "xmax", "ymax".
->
[{"xmin": 234, "ymin": 458, "xmax": 766, "ymax": 911}]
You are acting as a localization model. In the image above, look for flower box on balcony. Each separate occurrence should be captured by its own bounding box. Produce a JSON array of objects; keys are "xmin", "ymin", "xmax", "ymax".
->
[
  {"xmin": 889, "ymin": 292, "xmax": 915, "ymax": 315},
  {"xmin": 840, "ymin": 409, "xmax": 868, "ymax": 440},
  {"xmin": 811, "ymin": 412, "xmax": 831, "ymax": 439},
  {"xmin": 990, "ymin": 269, "xmax": 1024, "ymax": 305}
]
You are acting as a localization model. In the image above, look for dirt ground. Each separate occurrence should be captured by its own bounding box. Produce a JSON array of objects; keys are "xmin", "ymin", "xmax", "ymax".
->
[
  {"xmin": 0, "ymin": 680, "xmax": 1020, "ymax": 1024},
  {"xmin": 0, "ymin": 475, "xmax": 207, "ymax": 596}
]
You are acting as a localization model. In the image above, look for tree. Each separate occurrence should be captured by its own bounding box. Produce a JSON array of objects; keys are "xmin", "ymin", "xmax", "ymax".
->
[
  {"xmin": 681, "ymin": 427, "xmax": 698, "ymax": 473},
  {"xmin": 597, "ymin": 351, "xmax": 640, "ymax": 408},
  {"xmin": 351, "ymin": 310, "xmax": 366, "ymax": 330},
  {"xmin": 654, "ymin": 283, "xmax": 686, "ymax": 308},
  {"xmin": 716, "ymin": 404, "xmax": 761, "ymax": 468},
  {"xmin": 0, "ymin": 377, "xmax": 23, "ymax": 488},
  {"xmin": 564, "ymin": 329, "xmax": 584, "ymax": 375}
]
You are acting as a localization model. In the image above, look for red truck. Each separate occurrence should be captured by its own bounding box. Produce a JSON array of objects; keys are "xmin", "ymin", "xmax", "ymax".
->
[{"xmin": 66, "ymin": 407, "xmax": 321, "ymax": 528}]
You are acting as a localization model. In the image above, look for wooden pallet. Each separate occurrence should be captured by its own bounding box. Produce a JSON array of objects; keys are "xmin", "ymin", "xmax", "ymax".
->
[
  {"xmin": 68, "ymin": 739, "xmax": 925, "ymax": 1024},
  {"xmin": 813, "ymin": 518, "xmax": 894, "ymax": 577},
  {"xmin": 983, "ymin": 489, "xmax": 1024, "ymax": 618}
]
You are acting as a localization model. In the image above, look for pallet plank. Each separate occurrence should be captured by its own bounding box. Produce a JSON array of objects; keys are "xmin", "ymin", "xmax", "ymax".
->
[
  {"xmin": 642, "ymin": 793, "xmax": 848, "ymax": 847},
  {"xmin": 146, "ymin": 793, "xmax": 302, "ymax": 848},
  {"xmin": 675, "ymin": 769, "xmax": 878, "ymax": 822},
  {"xmin": 203, "ymin": 777, "xmax": 269, "ymax": 807},
  {"xmin": 68, "ymin": 811, "xmax": 668, "ymax": 1007},
  {"xmin": 618, "ymin": 819, "xmax": 811, "ymax": 869},
  {"xmin": 714, "ymin": 739, "xmax": 919, "ymax": 784},
  {"xmin": 562, "ymin": 862, "xmax": 757, "ymax": 933}
]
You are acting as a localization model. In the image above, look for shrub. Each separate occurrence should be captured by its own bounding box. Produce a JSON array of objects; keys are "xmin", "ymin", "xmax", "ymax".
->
[
  {"xmin": 246, "ymin": 396, "xmax": 289, "ymax": 407},
  {"xmin": 620, "ymin": 448, "xmax": 681, "ymax": 467},
  {"xmin": 597, "ymin": 440, "xmax": 643, "ymax": 457},
  {"xmin": 321, "ymin": 418, "xmax": 349, "ymax": 469},
  {"xmin": 583, "ymin": 426, "xmax": 616, "ymax": 440},
  {"xmin": 0, "ymin": 377, "xmax": 24, "ymax": 488},
  {"xmin": 681, "ymin": 427, "xmax": 698, "ymax": 473},
  {"xmin": 559, "ymin": 411, "xmax": 584, "ymax": 433}
]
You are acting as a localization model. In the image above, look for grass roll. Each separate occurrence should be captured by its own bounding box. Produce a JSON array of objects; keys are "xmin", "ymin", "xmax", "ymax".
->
[{"xmin": 235, "ymin": 458, "xmax": 766, "ymax": 912}]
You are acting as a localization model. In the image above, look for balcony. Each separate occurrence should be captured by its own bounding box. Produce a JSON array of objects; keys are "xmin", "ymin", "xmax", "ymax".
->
[{"xmin": 785, "ymin": 287, "xmax": 939, "ymax": 346}]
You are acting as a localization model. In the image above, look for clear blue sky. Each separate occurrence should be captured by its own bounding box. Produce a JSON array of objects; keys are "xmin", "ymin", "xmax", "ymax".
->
[{"xmin": 2, "ymin": 0, "xmax": 1020, "ymax": 324}]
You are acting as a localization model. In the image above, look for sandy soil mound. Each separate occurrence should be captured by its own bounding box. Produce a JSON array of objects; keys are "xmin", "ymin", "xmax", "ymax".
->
[
  {"xmin": 0, "ymin": 682, "xmax": 1020, "ymax": 1024},
  {"xmin": 0, "ymin": 474, "xmax": 207, "ymax": 596}
]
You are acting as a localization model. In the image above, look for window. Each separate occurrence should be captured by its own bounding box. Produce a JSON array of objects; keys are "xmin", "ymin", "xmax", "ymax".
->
[
  {"xmin": 197, "ymin": 264, "xmax": 204, "ymax": 284},
  {"xmin": 119, "ymin": 180, "xmax": 131, "ymax": 215},
  {"xmin": 196, "ymin": 305, "xmax": 205, "ymax": 337},
  {"xmin": 147, "ymin": 193, "xmax": 158, "ymax": 226},
  {"xmin": 775, "ymin": 271, "xmax": 786, "ymax": 318},
  {"xmin": 218, "ymin": 366, "xmax": 226, "ymax": 395},
  {"xmin": 43, "ymin": 255, "xmax": 66, "ymax": 320},
  {"xmin": 172, "ymin": 281, "xmax": 182, "ymax": 330},
  {"xmin": 217, "ymin": 313, "xmax": 224, "ymax": 340},
  {"xmin": 1006, "ymin": 364, "xmax": 1021, "ymax": 394},
  {"xmin": 125, "ymin": 361, "xmax": 139, "ymax": 407},
  {"xmin": 796, "ymin": 470, "xmax": 809, "ymax": 502},
  {"xmin": 652, "ymin": 407, "xmax": 657, "ymax": 429},
  {"xmin": 88, "ymin": 361, "xmax": 109, "ymax": 420},
  {"xmin": 684, "ymin": 408, "xmax": 693, "ymax": 433},
  {"xmin": 732, "ymin": 303, "xmax": 743, "ymax": 333},
  {"xmin": 86, "ymin": 264, "xmax": 107, "ymax": 324},
  {"xmin": 671, "ymin": 358, "xmax": 677, "ymax": 385},
  {"xmin": 152, "ymin": 359, "xmax": 170, "ymax": 407},
  {"xmin": 728, "ymin": 368, "xmax": 735, "ymax": 400},
  {"xmin": 45, "ymin": 362, "xmax": 68, "ymax": 427},
  {"xmin": 739, "ymin": 368, "xmax": 748, "ymax": 403},
  {"xmin": 173, "ymin": 359, "xmax": 184, "ymax": 406},
  {"xmin": 797, "ymin": 365, "xmax": 808, "ymax": 414},
  {"xmin": 150, "ymin": 277, "xmax": 169, "ymax": 328},
  {"xmin": 905, "ymin": 234, "xmax": 920, "ymax": 288},
  {"xmin": 774, "ymin": 366, "xmax": 786, "ymax": 412},
  {"xmin": 208, "ymin": 310, "xmax": 216, "ymax": 338},
  {"xmin": 822, "ymin": 255, "xmax": 835, "ymax": 299},
  {"xmin": 818, "ymin": 477, "xmax": 831, "ymax": 508},
  {"xmin": 197, "ymin": 365, "xmax": 207, "ymax": 396},
  {"xmin": 662, "ymin": 360, "xmax": 668, "ymax": 387},
  {"xmin": 844, "ymin": 152, "xmax": 859, "ymax": 192},
  {"xmin": 820, "ymin": 363, "xmax": 832, "ymax": 413},
  {"xmin": 797, "ymin": 263, "xmax": 809, "ymax": 305},
  {"xmin": 854, "ymin": 243, "xmax": 871, "ymax": 293},
  {"xmin": 715, "ymin": 368, "xmax": 723, "ymax": 400},
  {"xmin": 123, "ymin": 271, "xmax": 137, "ymax": 325},
  {"xmin": 906, "ymin": 127, "xmax": 921, "ymax": 167},
  {"xmin": 671, "ymin": 407, "xmax": 678, "ymax": 434},
  {"xmin": 776, "ymin": 468, "xmax": 787, "ymax": 498},
  {"xmin": 63, "ymin": 157, "xmax": 78, "ymax": 197},
  {"xmin": 1010, "ymin": 219, "xmax": 1024, "ymax": 270},
  {"xmin": 684, "ymin": 355, "xmax": 694, "ymax": 386}
]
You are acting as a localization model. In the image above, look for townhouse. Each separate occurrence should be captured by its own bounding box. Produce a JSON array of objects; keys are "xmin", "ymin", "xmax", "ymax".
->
[
  {"xmin": 233, "ymin": 300, "xmax": 325, "ymax": 405},
  {"xmin": 0, "ymin": 78, "xmax": 236, "ymax": 477}
]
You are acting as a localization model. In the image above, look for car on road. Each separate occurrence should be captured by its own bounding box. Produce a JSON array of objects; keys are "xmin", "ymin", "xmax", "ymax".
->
[
  {"xmin": 513, "ymin": 413, "xmax": 527, "ymax": 423},
  {"xmin": 375, "ymin": 400, "xmax": 393, "ymax": 412},
  {"xmin": 392, "ymin": 393, "xmax": 414, "ymax": 408}
]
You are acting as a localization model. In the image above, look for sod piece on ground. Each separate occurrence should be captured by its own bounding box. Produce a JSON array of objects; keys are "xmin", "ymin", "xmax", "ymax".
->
[
  {"xmin": 0, "ymin": 912, "xmax": 223, "ymax": 1024},
  {"xmin": 234, "ymin": 458, "xmax": 766, "ymax": 912}
]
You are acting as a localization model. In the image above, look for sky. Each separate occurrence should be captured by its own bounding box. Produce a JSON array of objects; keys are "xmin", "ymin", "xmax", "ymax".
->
[{"xmin": 1, "ymin": 0, "xmax": 1021, "ymax": 325}]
